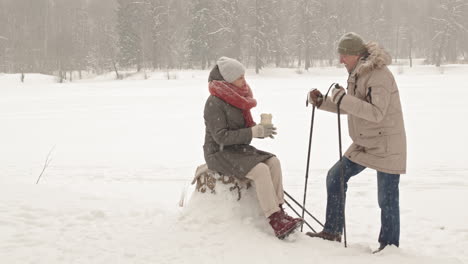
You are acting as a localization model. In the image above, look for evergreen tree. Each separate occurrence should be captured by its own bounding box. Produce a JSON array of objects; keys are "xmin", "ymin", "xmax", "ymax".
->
[
  {"xmin": 215, "ymin": 0, "xmax": 244, "ymax": 61},
  {"xmin": 0, "ymin": 0, "xmax": 467, "ymax": 74},
  {"xmin": 432, "ymin": 0, "xmax": 468, "ymax": 66},
  {"xmin": 187, "ymin": 0, "xmax": 214, "ymax": 69},
  {"xmin": 117, "ymin": 0, "xmax": 142, "ymax": 70}
]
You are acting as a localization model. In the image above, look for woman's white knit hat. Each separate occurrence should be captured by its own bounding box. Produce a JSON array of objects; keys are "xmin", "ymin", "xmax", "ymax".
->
[{"xmin": 216, "ymin": 56, "xmax": 246, "ymax": 83}]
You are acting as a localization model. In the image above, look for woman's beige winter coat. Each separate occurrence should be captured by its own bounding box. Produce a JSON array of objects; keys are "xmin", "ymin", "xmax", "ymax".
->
[{"xmin": 320, "ymin": 42, "xmax": 407, "ymax": 174}]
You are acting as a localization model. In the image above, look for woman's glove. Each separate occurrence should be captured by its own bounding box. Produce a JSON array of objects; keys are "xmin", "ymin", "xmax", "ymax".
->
[{"xmin": 251, "ymin": 124, "xmax": 277, "ymax": 139}]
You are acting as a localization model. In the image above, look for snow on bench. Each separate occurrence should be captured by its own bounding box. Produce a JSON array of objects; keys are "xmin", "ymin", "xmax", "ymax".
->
[
  {"xmin": 182, "ymin": 164, "xmax": 264, "ymax": 222},
  {"xmin": 191, "ymin": 164, "xmax": 252, "ymax": 201}
]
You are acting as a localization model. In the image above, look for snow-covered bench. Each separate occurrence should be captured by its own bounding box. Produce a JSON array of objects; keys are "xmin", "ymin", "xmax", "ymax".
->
[
  {"xmin": 191, "ymin": 164, "xmax": 252, "ymax": 201},
  {"xmin": 182, "ymin": 164, "xmax": 263, "ymax": 222}
]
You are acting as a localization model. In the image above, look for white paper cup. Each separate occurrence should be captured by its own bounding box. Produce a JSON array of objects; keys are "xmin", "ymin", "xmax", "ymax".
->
[{"xmin": 260, "ymin": 113, "xmax": 272, "ymax": 126}]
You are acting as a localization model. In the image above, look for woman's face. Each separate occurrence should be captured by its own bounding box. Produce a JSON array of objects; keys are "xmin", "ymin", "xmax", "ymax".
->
[{"xmin": 231, "ymin": 75, "xmax": 246, "ymax": 88}]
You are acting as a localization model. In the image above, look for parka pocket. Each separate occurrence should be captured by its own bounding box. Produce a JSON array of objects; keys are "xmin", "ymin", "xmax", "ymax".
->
[
  {"xmin": 356, "ymin": 133, "xmax": 387, "ymax": 155},
  {"xmin": 386, "ymin": 133, "xmax": 405, "ymax": 155}
]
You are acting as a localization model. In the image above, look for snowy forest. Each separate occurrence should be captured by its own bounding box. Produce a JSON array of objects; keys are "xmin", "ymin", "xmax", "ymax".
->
[
  {"xmin": 2, "ymin": 1, "xmax": 468, "ymax": 263},
  {"xmin": 0, "ymin": 0, "xmax": 467, "ymax": 77}
]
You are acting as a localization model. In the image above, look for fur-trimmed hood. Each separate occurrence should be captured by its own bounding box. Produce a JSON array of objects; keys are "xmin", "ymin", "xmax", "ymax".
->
[{"xmin": 354, "ymin": 42, "xmax": 392, "ymax": 76}]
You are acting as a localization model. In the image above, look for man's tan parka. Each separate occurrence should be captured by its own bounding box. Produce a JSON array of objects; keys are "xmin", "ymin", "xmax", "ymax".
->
[{"xmin": 320, "ymin": 42, "xmax": 407, "ymax": 174}]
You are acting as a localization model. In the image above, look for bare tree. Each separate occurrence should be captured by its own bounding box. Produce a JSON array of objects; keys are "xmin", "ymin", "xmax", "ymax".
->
[{"xmin": 431, "ymin": 0, "xmax": 468, "ymax": 66}]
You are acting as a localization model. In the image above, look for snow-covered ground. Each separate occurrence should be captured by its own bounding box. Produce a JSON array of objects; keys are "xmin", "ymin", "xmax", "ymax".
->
[{"xmin": 0, "ymin": 64, "xmax": 467, "ymax": 264}]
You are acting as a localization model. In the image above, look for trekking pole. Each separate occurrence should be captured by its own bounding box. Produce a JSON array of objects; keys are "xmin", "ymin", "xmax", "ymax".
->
[
  {"xmin": 301, "ymin": 96, "xmax": 317, "ymax": 232},
  {"xmin": 335, "ymin": 85, "xmax": 347, "ymax": 248},
  {"xmin": 298, "ymin": 83, "xmax": 336, "ymax": 232},
  {"xmin": 284, "ymin": 191, "xmax": 324, "ymax": 227},
  {"xmin": 283, "ymin": 200, "xmax": 316, "ymax": 233}
]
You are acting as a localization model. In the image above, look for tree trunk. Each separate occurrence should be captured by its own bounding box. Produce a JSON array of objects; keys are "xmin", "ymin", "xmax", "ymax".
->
[
  {"xmin": 408, "ymin": 32, "xmax": 413, "ymax": 68},
  {"xmin": 304, "ymin": 46, "xmax": 310, "ymax": 70},
  {"xmin": 44, "ymin": 0, "xmax": 49, "ymax": 71},
  {"xmin": 435, "ymin": 25, "xmax": 450, "ymax": 67},
  {"xmin": 395, "ymin": 25, "xmax": 399, "ymax": 63},
  {"xmin": 232, "ymin": 1, "xmax": 242, "ymax": 61},
  {"xmin": 255, "ymin": 0, "xmax": 261, "ymax": 74},
  {"xmin": 297, "ymin": 41, "xmax": 302, "ymax": 68},
  {"xmin": 112, "ymin": 59, "xmax": 121, "ymax": 80},
  {"xmin": 201, "ymin": 55, "xmax": 206, "ymax": 70}
]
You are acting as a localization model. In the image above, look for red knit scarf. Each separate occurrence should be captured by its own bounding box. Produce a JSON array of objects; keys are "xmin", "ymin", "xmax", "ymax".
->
[{"xmin": 209, "ymin": 80, "xmax": 257, "ymax": 128}]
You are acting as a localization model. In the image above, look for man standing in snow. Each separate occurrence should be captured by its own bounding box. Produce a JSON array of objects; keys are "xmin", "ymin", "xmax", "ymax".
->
[{"xmin": 306, "ymin": 32, "xmax": 407, "ymax": 252}]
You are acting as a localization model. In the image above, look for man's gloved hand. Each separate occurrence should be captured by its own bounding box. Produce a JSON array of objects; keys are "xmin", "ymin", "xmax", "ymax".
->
[
  {"xmin": 308, "ymin": 89, "xmax": 323, "ymax": 107},
  {"xmin": 251, "ymin": 124, "xmax": 277, "ymax": 139},
  {"xmin": 331, "ymin": 85, "xmax": 346, "ymax": 104}
]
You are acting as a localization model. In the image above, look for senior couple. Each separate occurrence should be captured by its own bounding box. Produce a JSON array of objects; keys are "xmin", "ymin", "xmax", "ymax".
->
[{"xmin": 202, "ymin": 32, "xmax": 406, "ymax": 252}]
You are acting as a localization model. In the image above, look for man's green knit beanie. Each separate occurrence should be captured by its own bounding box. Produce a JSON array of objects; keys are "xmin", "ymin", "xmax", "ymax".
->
[{"xmin": 337, "ymin": 32, "xmax": 367, "ymax": 56}]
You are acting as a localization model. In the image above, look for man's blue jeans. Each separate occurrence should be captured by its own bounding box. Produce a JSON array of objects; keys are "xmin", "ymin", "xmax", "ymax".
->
[{"xmin": 323, "ymin": 157, "xmax": 400, "ymax": 246}]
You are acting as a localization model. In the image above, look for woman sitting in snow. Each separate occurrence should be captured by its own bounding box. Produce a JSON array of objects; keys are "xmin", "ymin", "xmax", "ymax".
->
[{"xmin": 203, "ymin": 56, "xmax": 303, "ymax": 239}]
